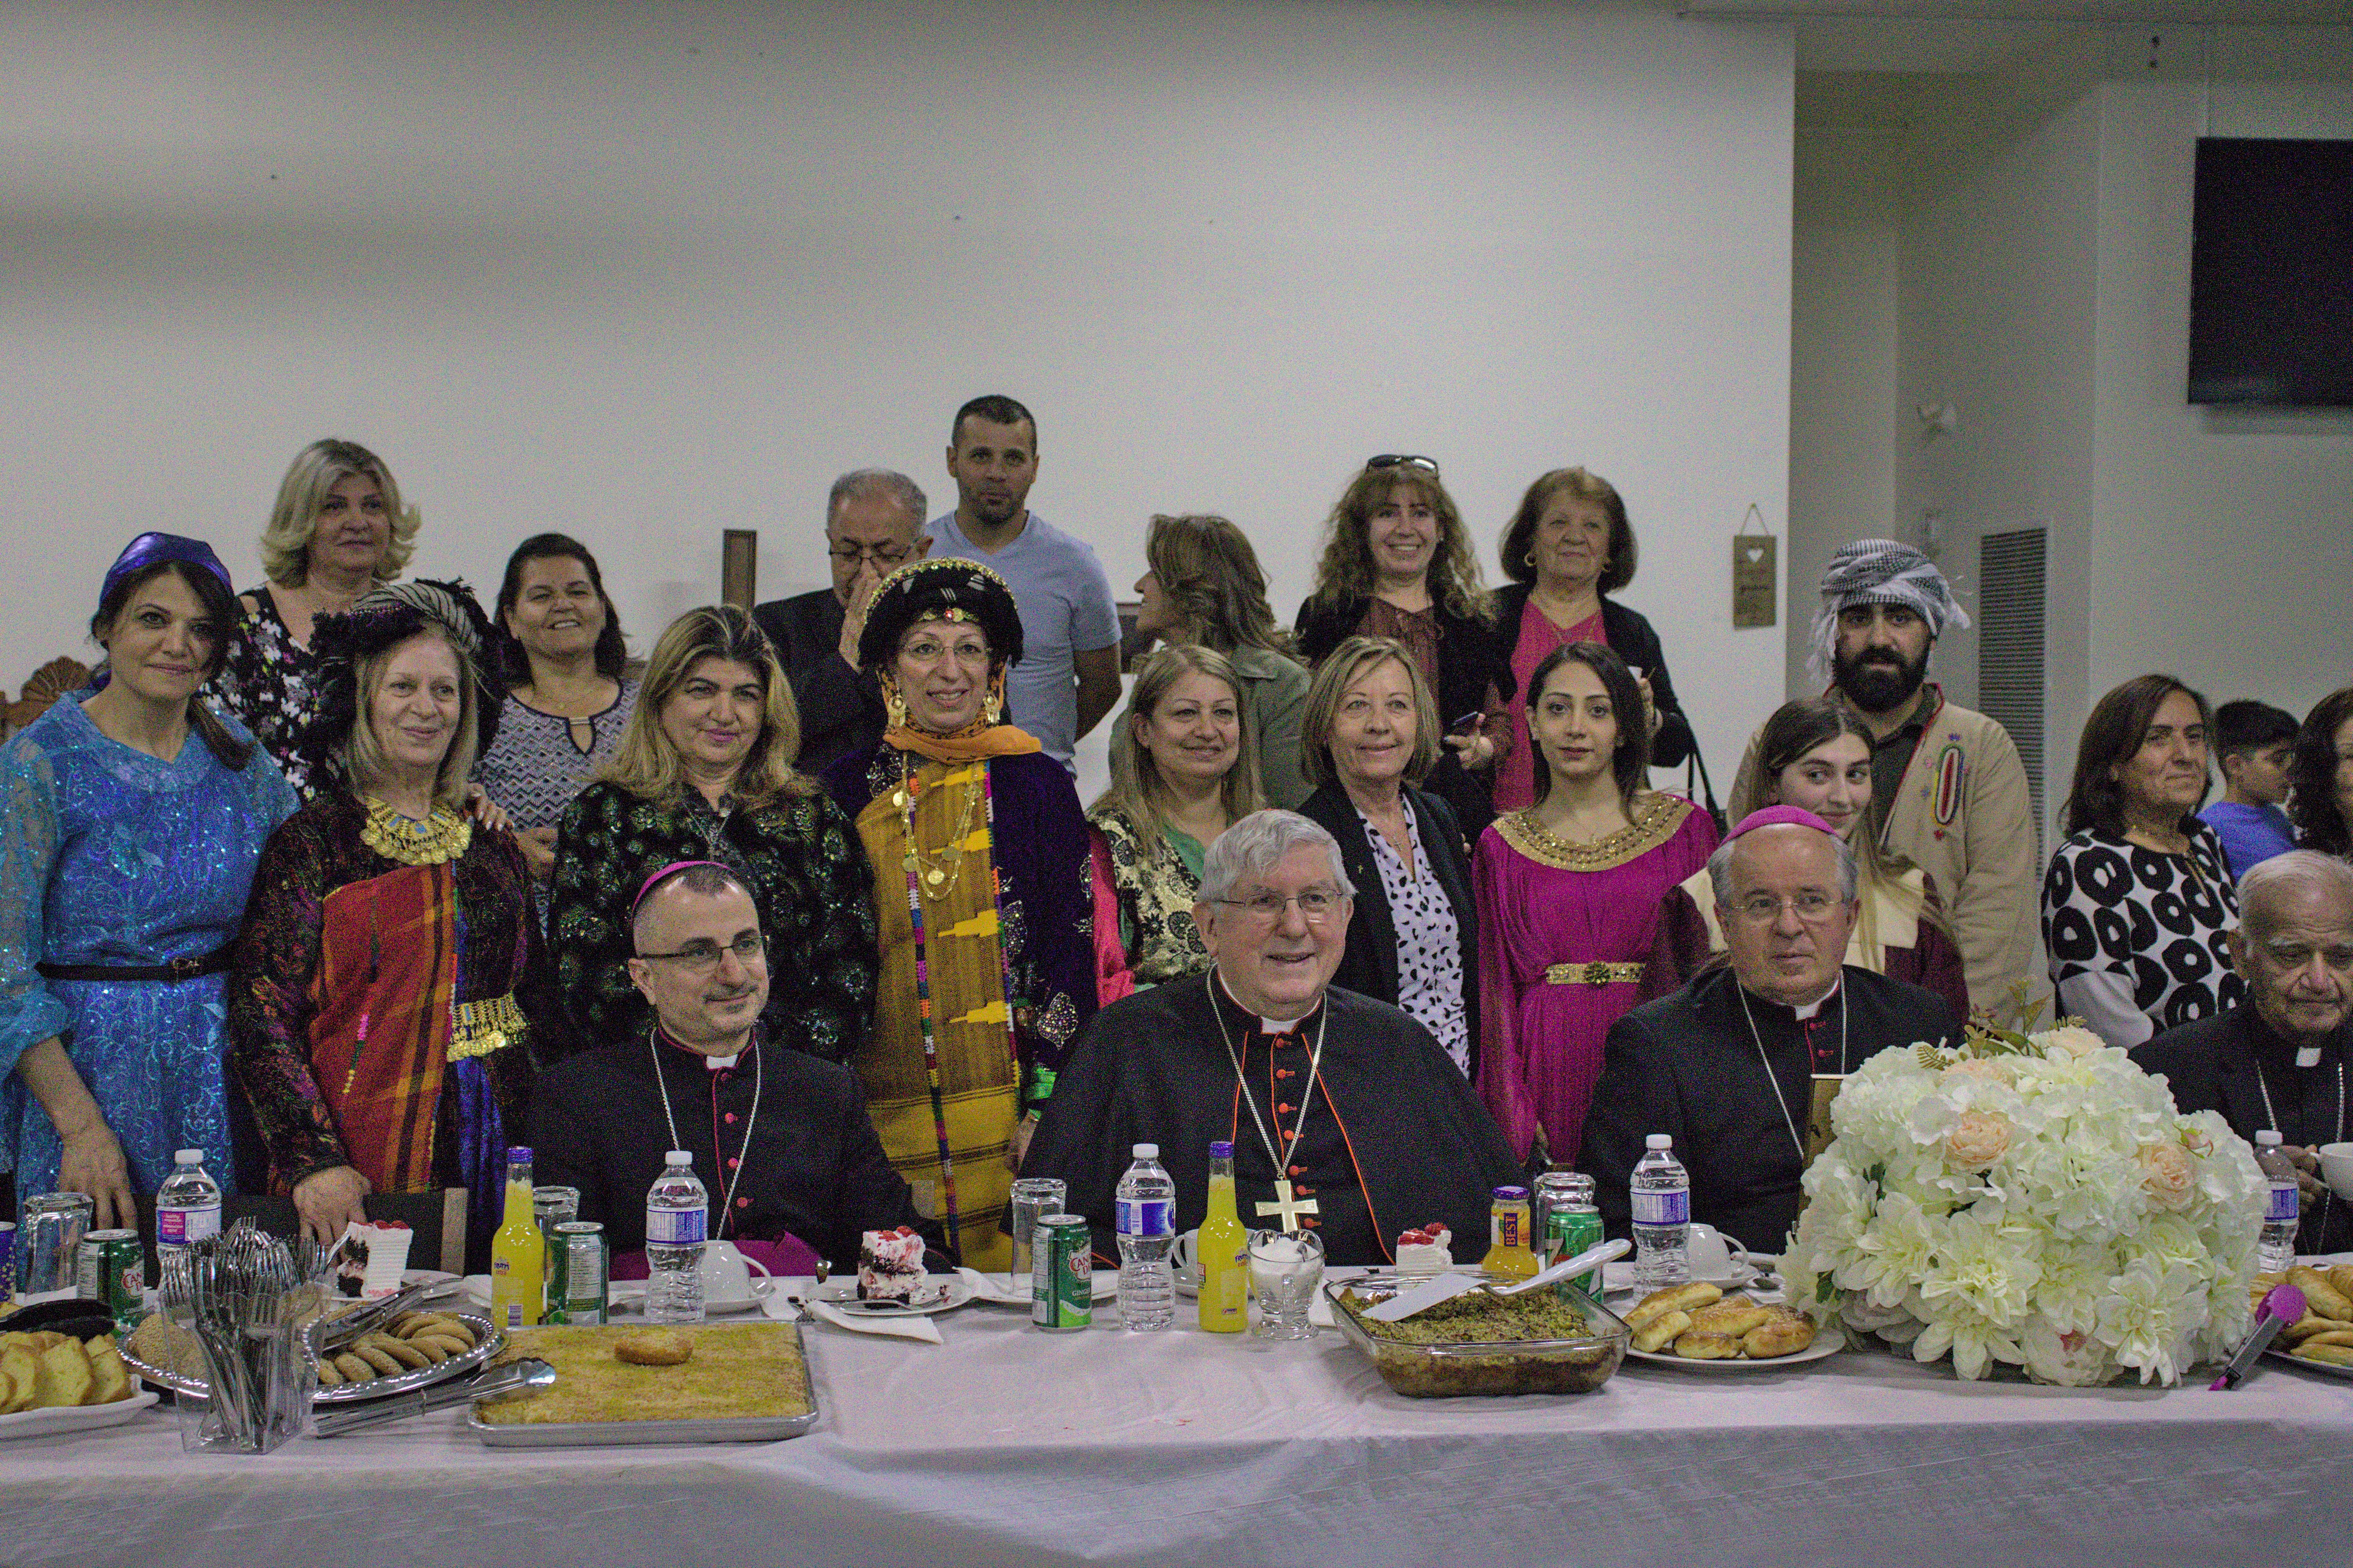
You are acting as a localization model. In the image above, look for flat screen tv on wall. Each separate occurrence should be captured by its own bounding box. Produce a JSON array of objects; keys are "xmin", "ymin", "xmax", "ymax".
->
[{"xmin": 2187, "ymin": 137, "xmax": 2353, "ymax": 408}]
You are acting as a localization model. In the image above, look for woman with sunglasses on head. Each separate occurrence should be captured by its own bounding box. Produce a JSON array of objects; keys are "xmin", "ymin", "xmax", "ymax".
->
[
  {"xmin": 1296, "ymin": 456, "xmax": 1513, "ymax": 838},
  {"xmin": 1490, "ymin": 467, "xmax": 1694, "ymax": 815},
  {"xmin": 1475, "ymin": 642, "xmax": 1717, "ymax": 1165},
  {"xmin": 1, "ymin": 535, "xmax": 297, "ymax": 1228}
]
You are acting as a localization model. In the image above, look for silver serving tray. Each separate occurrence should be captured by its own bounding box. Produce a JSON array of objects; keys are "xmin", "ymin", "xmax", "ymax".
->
[
  {"xmin": 121, "ymin": 1309, "xmax": 506, "ymax": 1405},
  {"xmin": 466, "ymin": 1320, "xmax": 821, "ymax": 1446}
]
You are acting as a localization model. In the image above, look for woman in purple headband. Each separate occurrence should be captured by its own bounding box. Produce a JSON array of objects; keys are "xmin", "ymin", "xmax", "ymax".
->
[{"xmin": 0, "ymin": 533, "xmax": 297, "ymax": 1225}]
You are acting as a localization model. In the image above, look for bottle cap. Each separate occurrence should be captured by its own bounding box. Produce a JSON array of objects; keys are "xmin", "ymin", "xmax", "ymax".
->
[
  {"xmin": 1133, "ymin": 1143, "xmax": 1158, "ymax": 1159},
  {"xmin": 1493, "ymin": 1185, "xmax": 1529, "ymax": 1201},
  {"xmin": 174, "ymin": 1149, "xmax": 203, "ymax": 1164},
  {"xmin": 507, "ymin": 1145, "xmax": 533, "ymax": 1161},
  {"xmin": 1209, "ymin": 1140, "xmax": 1234, "ymax": 1157},
  {"xmin": 2257, "ymin": 1129, "xmax": 2284, "ymax": 1146},
  {"xmin": 1646, "ymin": 1133, "xmax": 1674, "ymax": 1150},
  {"xmin": 666, "ymin": 1150, "xmax": 693, "ymax": 1164}
]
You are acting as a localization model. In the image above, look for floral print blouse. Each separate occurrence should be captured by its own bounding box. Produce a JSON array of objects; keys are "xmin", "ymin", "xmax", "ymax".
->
[
  {"xmin": 209, "ymin": 587, "xmax": 330, "ymax": 800},
  {"xmin": 546, "ymin": 780, "xmax": 879, "ymax": 1062}
]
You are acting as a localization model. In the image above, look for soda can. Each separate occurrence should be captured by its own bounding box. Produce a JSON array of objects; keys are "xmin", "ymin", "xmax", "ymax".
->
[
  {"xmin": 0, "ymin": 1222, "xmax": 16, "ymax": 1306},
  {"xmin": 1545, "ymin": 1205, "xmax": 1606, "ymax": 1298},
  {"xmin": 1030, "ymin": 1214, "xmax": 1092, "ymax": 1332},
  {"xmin": 18, "ymin": 1192, "xmax": 92, "ymax": 1296},
  {"xmin": 546, "ymin": 1221, "xmax": 609, "ymax": 1326},
  {"xmin": 75, "ymin": 1229, "xmax": 145, "ymax": 1331}
]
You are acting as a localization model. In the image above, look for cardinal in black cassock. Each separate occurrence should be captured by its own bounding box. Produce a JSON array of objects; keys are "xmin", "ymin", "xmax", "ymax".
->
[{"xmin": 1022, "ymin": 810, "xmax": 1523, "ymax": 1267}]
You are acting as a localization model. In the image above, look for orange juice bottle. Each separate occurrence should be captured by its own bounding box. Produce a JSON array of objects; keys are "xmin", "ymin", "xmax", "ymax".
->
[
  {"xmin": 1480, "ymin": 1185, "xmax": 1539, "ymax": 1281},
  {"xmin": 489, "ymin": 1146, "xmax": 545, "ymax": 1330},
  {"xmin": 1196, "ymin": 1141, "xmax": 1248, "ymax": 1333}
]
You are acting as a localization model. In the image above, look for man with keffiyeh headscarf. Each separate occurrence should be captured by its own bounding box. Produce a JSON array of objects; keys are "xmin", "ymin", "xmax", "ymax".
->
[{"xmin": 1729, "ymin": 539, "xmax": 2041, "ymax": 1019}]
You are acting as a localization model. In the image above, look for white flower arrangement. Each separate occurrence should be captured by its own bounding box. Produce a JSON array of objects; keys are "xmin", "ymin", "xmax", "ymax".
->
[{"xmin": 1782, "ymin": 1022, "xmax": 2266, "ymax": 1385}]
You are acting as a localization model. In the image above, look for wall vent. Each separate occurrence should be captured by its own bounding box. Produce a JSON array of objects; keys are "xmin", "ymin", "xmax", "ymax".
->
[{"xmin": 1977, "ymin": 527, "xmax": 2047, "ymax": 862}]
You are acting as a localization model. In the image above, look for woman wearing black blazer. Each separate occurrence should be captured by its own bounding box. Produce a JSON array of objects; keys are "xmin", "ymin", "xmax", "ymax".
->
[
  {"xmin": 1295, "ymin": 636, "xmax": 1482, "ymax": 1078},
  {"xmin": 1489, "ymin": 467, "xmax": 1693, "ymax": 814},
  {"xmin": 1295, "ymin": 457, "xmax": 1513, "ymax": 839}
]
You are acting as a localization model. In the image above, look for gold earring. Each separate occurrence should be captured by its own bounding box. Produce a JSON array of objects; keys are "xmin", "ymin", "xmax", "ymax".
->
[
  {"xmin": 983, "ymin": 674, "xmax": 1004, "ymax": 726},
  {"xmin": 885, "ymin": 685, "xmax": 908, "ymax": 729},
  {"xmin": 1523, "ymin": 551, "xmax": 1536, "ymax": 568}
]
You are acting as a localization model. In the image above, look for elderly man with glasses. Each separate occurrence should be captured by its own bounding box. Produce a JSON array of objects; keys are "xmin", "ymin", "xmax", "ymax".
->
[
  {"xmin": 752, "ymin": 467, "xmax": 935, "ymax": 775},
  {"xmin": 532, "ymin": 861, "xmax": 936, "ymax": 1279},
  {"xmin": 1021, "ymin": 810, "xmax": 1521, "ymax": 1266},
  {"xmin": 1580, "ymin": 807, "xmax": 1961, "ymax": 1255}
]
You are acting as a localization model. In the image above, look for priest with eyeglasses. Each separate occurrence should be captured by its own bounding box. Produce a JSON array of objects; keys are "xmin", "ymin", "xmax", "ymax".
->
[
  {"xmin": 533, "ymin": 860, "xmax": 936, "ymax": 1279},
  {"xmin": 1580, "ymin": 807, "xmax": 1961, "ymax": 1253},
  {"xmin": 1020, "ymin": 810, "xmax": 1521, "ymax": 1266}
]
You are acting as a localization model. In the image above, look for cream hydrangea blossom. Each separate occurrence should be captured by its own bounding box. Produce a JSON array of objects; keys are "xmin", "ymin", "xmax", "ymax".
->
[{"xmin": 1785, "ymin": 1023, "xmax": 2266, "ymax": 1385}]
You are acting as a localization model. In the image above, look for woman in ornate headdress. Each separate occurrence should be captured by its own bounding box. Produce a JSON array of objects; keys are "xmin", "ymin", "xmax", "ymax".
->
[
  {"xmin": 546, "ymin": 604, "xmax": 875, "ymax": 1059},
  {"xmin": 822, "ymin": 559, "xmax": 1096, "ymax": 1268},
  {"xmin": 1474, "ymin": 641, "xmax": 1717, "ymax": 1163},
  {"xmin": 229, "ymin": 579, "xmax": 556, "ymax": 1257},
  {"xmin": 2, "ymin": 534, "xmax": 298, "ymax": 1223}
]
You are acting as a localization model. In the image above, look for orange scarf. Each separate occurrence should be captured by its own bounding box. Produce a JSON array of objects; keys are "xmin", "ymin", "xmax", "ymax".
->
[{"xmin": 879, "ymin": 671, "xmax": 1043, "ymax": 765}]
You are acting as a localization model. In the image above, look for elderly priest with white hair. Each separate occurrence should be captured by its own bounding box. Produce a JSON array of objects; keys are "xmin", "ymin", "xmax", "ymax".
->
[
  {"xmin": 1020, "ymin": 810, "xmax": 1523, "ymax": 1266},
  {"xmin": 1580, "ymin": 806, "xmax": 1962, "ymax": 1253},
  {"xmin": 2136, "ymin": 850, "xmax": 2353, "ymax": 1256}
]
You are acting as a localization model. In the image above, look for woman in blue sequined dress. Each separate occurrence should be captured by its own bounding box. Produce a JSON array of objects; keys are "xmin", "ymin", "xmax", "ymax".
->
[{"xmin": 0, "ymin": 535, "xmax": 298, "ymax": 1222}]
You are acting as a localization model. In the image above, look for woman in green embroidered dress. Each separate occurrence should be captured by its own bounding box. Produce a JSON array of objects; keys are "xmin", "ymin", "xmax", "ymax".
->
[{"xmin": 1087, "ymin": 645, "xmax": 1262, "ymax": 1003}]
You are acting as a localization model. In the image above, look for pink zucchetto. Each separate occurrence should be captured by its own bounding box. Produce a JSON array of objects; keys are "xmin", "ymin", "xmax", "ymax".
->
[{"xmin": 1727, "ymin": 804, "xmax": 1839, "ymax": 840}]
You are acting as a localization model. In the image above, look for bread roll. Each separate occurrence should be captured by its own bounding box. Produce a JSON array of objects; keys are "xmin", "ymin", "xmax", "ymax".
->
[
  {"xmin": 2291, "ymin": 1340, "xmax": 2353, "ymax": 1366},
  {"xmin": 1624, "ymin": 1282, "xmax": 1723, "ymax": 1332},
  {"xmin": 614, "ymin": 1329, "xmax": 696, "ymax": 1367},
  {"xmin": 1741, "ymin": 1315, "xmax": 1818, "ymax": 1359},
  {"xmin": 2288, "ymin": 1266, "xmax": 2352, "ymax": 1320},
  {"xmin": 1688, "ymin": 1295, "xmax": 1773, "ymax": 1338},
  {"xmin": 1672, "ymin": 1329, "xmax": 1742, "ymax": 1359},
  {"xmin": 1631, "ymin": 1310, "xmax": 1692, "ymax": 1353}
]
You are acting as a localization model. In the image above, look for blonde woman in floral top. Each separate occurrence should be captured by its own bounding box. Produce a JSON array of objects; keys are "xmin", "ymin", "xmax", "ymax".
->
[{"xmin": 210, "ymin": 439, "xmax": 422, "ymax": 799}]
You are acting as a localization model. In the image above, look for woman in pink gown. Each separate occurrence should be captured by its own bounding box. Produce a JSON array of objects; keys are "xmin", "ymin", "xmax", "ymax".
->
[{"xmin": 1475, "ymin": 642, "xmax": 1718, "ymax": 1163}]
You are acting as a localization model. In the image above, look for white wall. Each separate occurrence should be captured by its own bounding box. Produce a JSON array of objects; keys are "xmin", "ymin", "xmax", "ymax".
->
[{"xmin": 0, "ymin": 0, "xmax": 1794, "ymax": 801}]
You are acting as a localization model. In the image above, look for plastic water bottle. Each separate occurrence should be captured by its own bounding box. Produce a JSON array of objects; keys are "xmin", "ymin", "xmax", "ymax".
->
[
  {"xmin": 644, "ymin": 1150, "xmax": 708, "ymax": 1324},
  {"xmin": 1631, "ymin": 1133, "xmax": 1691, "ymax": 1290},
  {"xmin": 1114, "ymin": 1143, "xmax": 1176, "ymax": 1331},
  {"xmin": 2255, "ymin": 1129, "xmax": 2301, "ymax": 1273},
  {"xmin": 155, "ymin": 1149, "xmax": 223, "ymax": 1267}
]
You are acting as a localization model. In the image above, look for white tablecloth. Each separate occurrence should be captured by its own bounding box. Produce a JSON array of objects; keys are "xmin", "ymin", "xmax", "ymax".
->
[{"xmin": 6, "ymin": 1285, "xmax": 2351, "ymax": 1568}]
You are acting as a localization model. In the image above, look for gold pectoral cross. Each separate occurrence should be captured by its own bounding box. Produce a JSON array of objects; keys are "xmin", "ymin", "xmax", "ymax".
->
[{"xmin": 1256, "ymin": 1187, "xmax": 1320, "ymax": 1230}]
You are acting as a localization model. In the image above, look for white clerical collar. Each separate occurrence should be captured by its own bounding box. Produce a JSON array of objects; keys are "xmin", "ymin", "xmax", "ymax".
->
[
  {"xmin": 706, "ymin": 1051, "xmax": 741, "ymax": 1071},
  {"xmin": 1791, "ymin": 973, "xmax": 1844, "ymax": 1022},
  {"xmin": 1214, "ymin": 969, "xmax": 1310, "ymax": 1034}
]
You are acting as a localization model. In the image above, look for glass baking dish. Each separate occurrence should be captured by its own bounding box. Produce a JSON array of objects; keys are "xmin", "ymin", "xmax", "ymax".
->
[{"xmin": 1324, "ymin": 1272, "xmax": 1629, "ymax": 1398}]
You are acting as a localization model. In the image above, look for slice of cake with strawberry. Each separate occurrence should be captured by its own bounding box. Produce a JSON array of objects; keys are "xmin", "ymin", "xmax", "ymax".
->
[
  {"xmin": 1394, "ymin": 1224, "xmax": 1454, "ymax": 1279},
  {"xmin": 858, "ymin": 1227, "xmax": 929, "ymax": 1303}
]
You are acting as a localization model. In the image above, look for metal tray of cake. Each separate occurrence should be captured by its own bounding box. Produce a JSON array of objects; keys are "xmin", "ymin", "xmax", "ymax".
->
[
  {"xmin": 121, "ymin": 1309, "xmax": 505, "ymax": 1405},
  {"xmin": 466, "ymin": 1320, "xmax": 821, "ymax": 1446}
]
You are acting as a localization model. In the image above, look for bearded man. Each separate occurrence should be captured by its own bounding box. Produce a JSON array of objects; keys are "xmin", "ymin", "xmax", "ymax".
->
[{"xmin": 1730, "ymin": 538, "xmax": 2038, "ymax": 1015}]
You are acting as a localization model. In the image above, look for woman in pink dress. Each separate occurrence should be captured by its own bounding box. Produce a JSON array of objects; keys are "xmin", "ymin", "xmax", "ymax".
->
[
  {"xmin": 1475, "ymin": 642, "xmax": 1718, "ymax": 1163},
  {"xmin": 1489, "ymin": 467, "xmax": 1693, "ymax": 814}
]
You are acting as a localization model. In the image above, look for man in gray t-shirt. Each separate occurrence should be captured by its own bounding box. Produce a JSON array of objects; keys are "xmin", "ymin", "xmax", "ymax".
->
[{"xmin": 924, "ymin": 394, "xmax": 1121, "ymax": 771}]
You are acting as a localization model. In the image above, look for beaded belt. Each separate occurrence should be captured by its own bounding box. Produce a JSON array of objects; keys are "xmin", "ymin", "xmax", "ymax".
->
[
  {"xmin": 448, "ymin": 993, "xmax": 528, "ymax": 1060},
  {"xmin": 1544, "ymin": 962, "xmax": 1645, "ymax": 987}
]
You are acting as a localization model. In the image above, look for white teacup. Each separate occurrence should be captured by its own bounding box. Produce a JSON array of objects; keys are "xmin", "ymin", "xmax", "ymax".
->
[
  {"xmin": 1169, "ymin": 1229, "xmax": 1203, "ymax": 1291},
  {"xmin": 696, "ymin": 1240, "xmax": 774, "ymax": 1305},
  {"xmin": 2319, "ymin": 1142, "xmax": 2353, "ymax": 1202},
  {"xmin": 1685, "ymin": 1224, "xmax": 1750, "ymax": 1283}
]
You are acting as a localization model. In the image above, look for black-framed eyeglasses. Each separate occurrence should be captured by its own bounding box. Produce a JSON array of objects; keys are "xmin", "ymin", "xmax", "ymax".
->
[
  {"xmin": 638, "ymin": 931, "xmax": 766, "ymax": 972},
  {"xmin": 826, "ymin": 543, "xmax": 916, "ymax": 568},
  {"xmin": 1367, "ymin": 454, "xmax": 1441, "ymax": 476}
]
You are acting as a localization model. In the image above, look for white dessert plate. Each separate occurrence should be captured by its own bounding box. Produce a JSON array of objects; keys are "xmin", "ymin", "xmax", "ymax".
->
[
  {"xmin": 814, "ymin": 1277, "xmax": 975, "ymax": 1317},
  {"xmin": 0, "ymin": 1390, "xmax": 160, "ymax": 1440},
  {"xmin": 1604, "ymin": 1259, "xmax": 1764, "ymax": 1296},
  {"xmin": 1625, "ymin": 1335, "xmax": 1841, "ymax": 1371},
  {"xmin": 401, "ymin": 1269, "xmax": 462, "ymax": 1298},
  {"xmin": 601, "ymin": 1281, "xmax": 772, "ymax": 1318},
  {"xmin": 961, "ymin": 1268, "xmax": 1119, "ymax": 1307}
]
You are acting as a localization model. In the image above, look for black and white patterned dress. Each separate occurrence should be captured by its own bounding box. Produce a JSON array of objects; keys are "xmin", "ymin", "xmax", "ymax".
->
[
  {"xmin": 1358, "ymin": 798, "xmax": 1471, "ymax": 1074},
  {"xmin": 2041, "ymin": 823, "xmax": 2245, "ymax": 1048}
]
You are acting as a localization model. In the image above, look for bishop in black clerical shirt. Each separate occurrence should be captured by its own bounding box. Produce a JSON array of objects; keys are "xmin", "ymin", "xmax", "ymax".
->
[
  {"xmin": 1020, "ymin": 811, "xmax": 1523, "ymax": 1266},
  {"xmin": 2136, "ymin": 850, "xmax": 2353, "ymax": 1255},
  {"xmin": 1580, "ymin": 807, "xmax": 1960, "ymax": 1253}
]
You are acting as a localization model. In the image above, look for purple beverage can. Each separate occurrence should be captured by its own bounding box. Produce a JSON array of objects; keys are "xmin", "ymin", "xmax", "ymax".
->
[{"xmin": 0, "ymin": 1222, "xmax": 14, "ymax": 1305}]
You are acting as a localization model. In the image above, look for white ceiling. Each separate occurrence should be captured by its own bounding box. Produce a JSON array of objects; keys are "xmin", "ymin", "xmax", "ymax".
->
[{"xmin": 1676, "ymin": 1, "xmax": 2353, "ymax": 74}]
